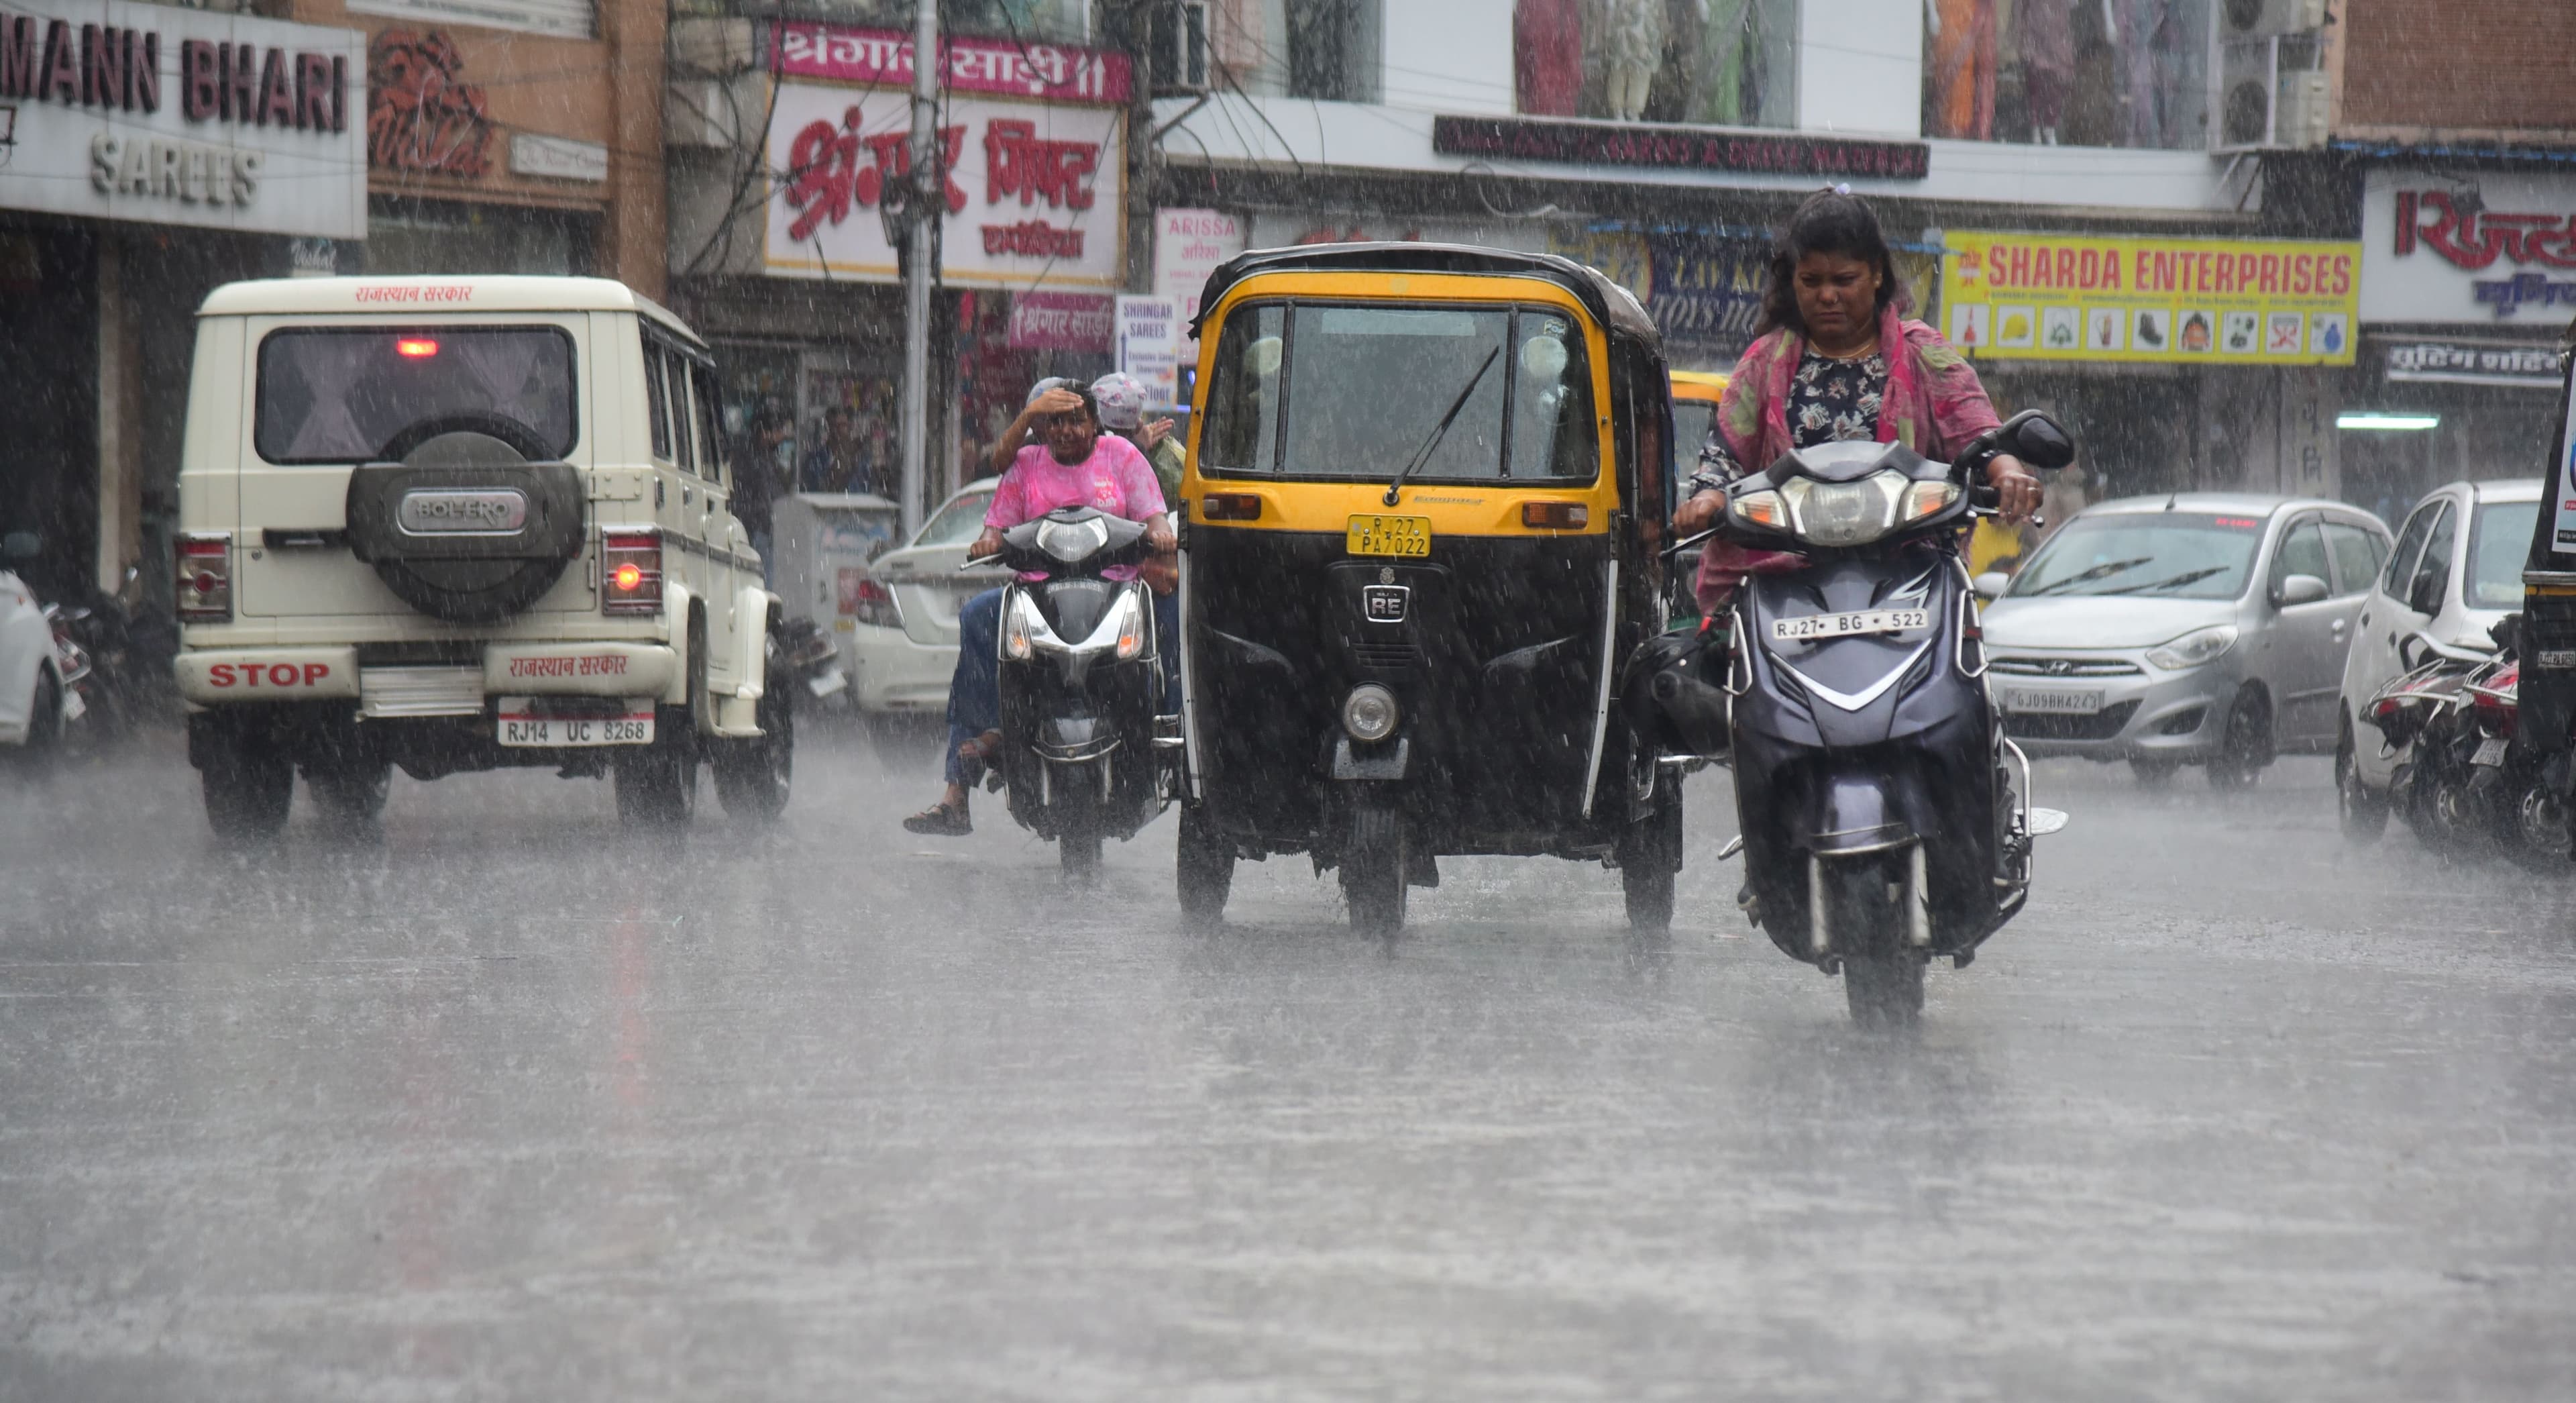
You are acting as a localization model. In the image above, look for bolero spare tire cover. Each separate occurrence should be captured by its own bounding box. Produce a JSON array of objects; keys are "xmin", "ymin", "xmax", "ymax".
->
[{"xmin": 343, "ymin": 423, "xmax": 587, "ymax": 624}]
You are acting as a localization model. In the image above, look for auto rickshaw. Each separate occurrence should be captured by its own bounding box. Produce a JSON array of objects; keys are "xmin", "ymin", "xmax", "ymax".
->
[
  {"xmin": 1664, "ymin": 369, "xmax": 1729, "ymax": 625},
  {"xmin": 1169, "ymin": 243, "xmax": 1683, "ymax": 933},
  {"xmin": 2515, "ymin": 315, "xmax": 2576, "ymax": 825}
]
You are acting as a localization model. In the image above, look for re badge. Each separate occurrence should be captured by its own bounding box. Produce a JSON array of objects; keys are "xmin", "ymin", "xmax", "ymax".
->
[{"xmin": 1362, "ymin": 584, "xmax": 1409, "ymax": 623}]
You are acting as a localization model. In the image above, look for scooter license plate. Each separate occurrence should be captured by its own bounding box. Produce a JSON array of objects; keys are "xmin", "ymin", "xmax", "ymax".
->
[
  {"xmin": 1770, "ymin": 608, "xmax": 1929, "ymax": 641},
  {"xmin": 496, "ymin": 697, "xmax": 655, "ymax": 747},
  {"xmin": 2472, "ymin": 736, "xmax": 2510, "ymax": 767}
]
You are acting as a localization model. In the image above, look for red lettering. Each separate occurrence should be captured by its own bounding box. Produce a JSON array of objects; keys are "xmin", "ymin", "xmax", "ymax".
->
[
  {"xmin": 2330, "ymin": 254, "xmax": 2351, "ymax": 295},
  {"xmin": 2078, "ymin": 249, "xmax": 2100, "ymax": 287},
  {"xmin": 2103, "ymin": 251, "xmax": 2121, "ymax": 290},
  {"xmin": 127, "ymin": 30, "xmax": 156, "ymax": 113},
  {"xmin": 2394, "ymin": 191, "xmax": 2417, "ymax": 254},
  {"xmin": 258, "ymin": 47, "xmax": 292, "ymax": 127},
  {"xmin": 2257, "ymin": 254, "xmax": 2279, "ymax": 293},
  {"xmin": 2290, "ymin": 254, "xmax": 2312, "ymax": 294},
  {"xmin": 0, "ymin": 17, "xmax": 35, "ymax": 99},
  {"xmin": 297, "ymin": 52, "xmax": 331, "ymax": 131},
  {"xmin": 303, "ymin": 663, "xmax": 329, "ymax": 686},
  {"xmin": 39, "ymin": 19, "xmax": 76, "ymax": 105},
  {"xmin": 2234, "ymin": 253, "xmax": 2258, "ymax": 291},
  {"xmin": 209, "ymin": 664, "xmax": 235, "ymax": 687},
  {"xmin": 2054, "ymin": 248, "xmax": 2076, "ymax": 287},
  {"xmin": 221, "ymin": 42, "xmax": 254, "ymax": 121}
]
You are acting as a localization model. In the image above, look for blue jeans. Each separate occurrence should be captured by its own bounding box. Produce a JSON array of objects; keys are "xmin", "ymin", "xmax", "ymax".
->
[{"xmin": 944, "ymin": 586, "xmax": 1180, "ymax": 784}]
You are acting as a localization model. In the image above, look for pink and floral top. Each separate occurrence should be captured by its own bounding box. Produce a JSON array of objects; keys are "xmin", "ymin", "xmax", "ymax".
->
[
  {"xmin": 985, "ymin": 435, "xmax": 1167, "ymax": 579},
  {"xmin": 1693, "ymin": 301, "xmax": 2002, "ymax": 611}
]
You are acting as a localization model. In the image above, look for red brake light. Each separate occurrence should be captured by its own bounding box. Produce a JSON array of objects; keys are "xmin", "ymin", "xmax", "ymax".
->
[
  {"xmin": 396, "ymin": 337, "xmax": 438, "ymax": 358},
  {"xmin": 1521, "ymin": 501, "xmax": 1589, "ymax": 531},
  {"xmin": 175, "ymin": 533, "xmax": 231, "ymax": 623},
  {"xmin": 601, "ymin": 531, "xmax": 661, "ymax": 615},
  {"xmin": 843, "ymin": 572, "xmax": 903, "ymax": 628}
]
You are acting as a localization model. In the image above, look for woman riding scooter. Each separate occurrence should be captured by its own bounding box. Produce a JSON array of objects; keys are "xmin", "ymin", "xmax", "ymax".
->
[
  {"xmin": 1672, "ymin": 191, "xmax": 2041, "ymax": 592},
  {"xmin": 904, "ymin": 380, "xmax": 1177, "ymax": 835}
]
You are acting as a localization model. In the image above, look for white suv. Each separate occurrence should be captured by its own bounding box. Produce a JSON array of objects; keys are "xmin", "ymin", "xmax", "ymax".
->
[{"xmin": 174, "ymin": 276, "xmax": 792, "ymax": 837}]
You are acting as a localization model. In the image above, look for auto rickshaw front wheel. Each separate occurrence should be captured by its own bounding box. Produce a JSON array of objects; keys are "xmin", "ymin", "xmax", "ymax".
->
[
  {"xmin": 1176, "ymin": 804, "xmax": 1234, "ymax": 923},
  {"xmin": 1341, "ymin": 805, "xmax": 1408, "ymax": 937}
]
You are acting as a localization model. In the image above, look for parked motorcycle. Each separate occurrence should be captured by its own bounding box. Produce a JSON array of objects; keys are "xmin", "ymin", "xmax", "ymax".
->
[
  {"xmin": 1650, "ymin": 410, "xmax": 2076, "ymax": 1023},
  {"xmin": 972, "ymin": 506, "xmax": 1171, "ymax": 878},
  {"xmin": 49, "ymin": 565, "xmax": 175, "ymax": 743},
  {"xmin": 2379, "ymin": 619, "xmax": 2565, "ymax": 865}
]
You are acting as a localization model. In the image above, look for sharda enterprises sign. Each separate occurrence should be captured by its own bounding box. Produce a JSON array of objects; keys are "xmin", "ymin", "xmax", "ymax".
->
[{"xmin": 0, "ymin": 0, "xmax": 366, "ymax": 240}]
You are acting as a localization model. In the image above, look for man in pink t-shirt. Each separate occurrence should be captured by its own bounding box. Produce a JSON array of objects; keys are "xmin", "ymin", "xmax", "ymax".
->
[{"xmin": 906, "ymin": 380, "xmax": 1177, "ymax": 835}]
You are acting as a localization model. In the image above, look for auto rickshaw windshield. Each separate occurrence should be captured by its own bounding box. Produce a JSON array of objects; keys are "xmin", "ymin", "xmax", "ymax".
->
[{"xmin": 1197, "ymin": 302, "xmax": 1597, "ymax": 483}]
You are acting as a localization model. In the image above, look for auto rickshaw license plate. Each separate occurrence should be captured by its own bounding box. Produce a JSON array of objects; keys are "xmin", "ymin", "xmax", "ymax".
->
[{"xmin": 1347, "ymin": 515, "xmax": 1432, "ymax": 558}]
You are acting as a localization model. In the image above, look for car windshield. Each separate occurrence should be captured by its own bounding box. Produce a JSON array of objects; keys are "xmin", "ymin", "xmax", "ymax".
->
[
  {"xmin": 2468, "ymin": 499, "xmax": 2540, "ymax": 609},
  {"xmin": 2009, "ymin": 512, "xmax": 2267, "ymax": 600},
  {"xmin": 1197, "ymin": 301, "xmax": 1597, "ymax": 482},
  {"xmin": 914, "ymin": 490, "xmax": 995, "ymax": 548},
  {"xmin": 256, "ymin": 326, "xmax": 578, "ymax": 464}
]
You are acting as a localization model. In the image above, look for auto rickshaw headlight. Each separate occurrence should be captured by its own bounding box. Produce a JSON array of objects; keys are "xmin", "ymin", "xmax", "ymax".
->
[
  {"xmin": 1731, "ymin": 490, "xmax": 1789, "ymax": 531},
  {"xmin": 1342, "ymin": 684, "xmax": 1400, "ymax": 743}
]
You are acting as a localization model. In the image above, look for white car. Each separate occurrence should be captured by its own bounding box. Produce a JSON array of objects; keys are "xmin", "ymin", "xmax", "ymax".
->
[
  {"xmin": 174, "ymin": 276, "xmax": 791, "ymax": 837},
  {"xmin": 842, "ymin": 478, "xmax": 1009, "ymax": 728},
  {"xmin": 2334, "ymin": 478, "xmax": 2542, "ymax": 835},
  {"xmin": 0, "ymin": 546, "xmax": 72, "ymax": 764}
]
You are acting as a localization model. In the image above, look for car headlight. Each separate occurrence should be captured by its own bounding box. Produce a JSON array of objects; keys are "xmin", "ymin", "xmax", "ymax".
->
[
  {"xmin": 1036, "ymin": 517, "xmax": 1110, "ymax": 565},
  {"xmin": 1779, "ymin": 470, "xmax": 1909, "ymax": 547},
  {"xmin": 1342, "ymin": 684, "xmax": 1400, "ymax": 742},
  {"xmin": 2145, "ymin": 624, "xmax": 2239, "ymax": 671}
]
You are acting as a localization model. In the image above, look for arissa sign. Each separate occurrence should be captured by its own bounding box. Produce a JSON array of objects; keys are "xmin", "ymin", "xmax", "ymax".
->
[
  {"xmin": 0, "ymin": 0, "xmax": 367, "ymax": 239},
  {"xmin": 1940, "ymin": 231, "xmax": 2360, "ymax": 366}
]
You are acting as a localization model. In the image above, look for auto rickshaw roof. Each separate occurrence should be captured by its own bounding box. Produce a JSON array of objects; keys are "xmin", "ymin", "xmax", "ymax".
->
[{"xmin": 1191, "ymin": 243, "xmax": 1660, "ymax": 344}]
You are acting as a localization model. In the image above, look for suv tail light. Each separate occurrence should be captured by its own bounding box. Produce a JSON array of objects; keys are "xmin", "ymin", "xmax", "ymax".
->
[
  {"xmin": 602, "ymin": 531, "xmax": 662, "ymax": 615},
  {"xmin": 176, "ymin": 533, "xmax": 232, "ymax": 622}
]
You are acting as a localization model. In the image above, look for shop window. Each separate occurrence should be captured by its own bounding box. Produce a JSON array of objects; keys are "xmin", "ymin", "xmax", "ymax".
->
[
  {"xmin": 1514, "ymin": 0, "xmax": 1794, "ymax": 127},
  {"xmin": 1205, "ymin": 0, "xmax": 1382, "ymax": 103},
  {"xmin": 1923, "ymin": 0, "xmax": 2211, "ymax": 148}
]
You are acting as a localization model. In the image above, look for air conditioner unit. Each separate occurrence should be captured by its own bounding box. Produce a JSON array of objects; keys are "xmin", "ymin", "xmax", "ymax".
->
[
  {"xmin": 2212, "ymin": 34, "xmax": 2329, "ymax": 151},
  {"xmin": 2220, "ymin": 0, "xmax": 2326, "ymax": 39},
  {"xmin": 2275, "ymin": 70, "xmax": 2330, "ymax": 148},
  {"xmin": 1151, "ymin": 0, "xmax": 1211, "ymax": 93}
]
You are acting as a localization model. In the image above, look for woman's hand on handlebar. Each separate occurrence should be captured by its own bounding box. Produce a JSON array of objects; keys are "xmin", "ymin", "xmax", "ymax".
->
[
  {"xmin": 1672, "ymin": 488, "xmax": 1727, "ymax": 535},
  {"xmin": 1985, "ymin": 454, "xmax": 2041, "ymax": 522},
  {"xmin": 968, "ymin": 526, "xmax": 1006, "ymax": 560},
  {"xmin": 1146, "ymin": 517, "xmax": 1177, "ymax": 553}
]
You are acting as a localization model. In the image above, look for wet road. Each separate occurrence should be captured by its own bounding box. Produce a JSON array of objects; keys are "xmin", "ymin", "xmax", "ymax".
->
[{"xmin": 5, "ymin": 733, "xmax": 2576, "ymax": 1399}]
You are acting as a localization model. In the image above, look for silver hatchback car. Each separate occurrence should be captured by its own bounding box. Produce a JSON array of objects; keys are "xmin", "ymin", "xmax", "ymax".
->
[{"xmin": 1978, "ymin": 493, "xmax": 2393, "ymax": 786}]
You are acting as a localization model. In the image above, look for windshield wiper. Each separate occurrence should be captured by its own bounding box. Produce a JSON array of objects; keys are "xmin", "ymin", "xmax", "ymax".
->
[
  {"xmin": 1385, "ymin": 345, "xmax": 1501, "ymax": 507},
  {"xmin": 2021, "ymin": 556, "xmax": 2153, "ymax": 596},
  {"xmin": 2098, "ymin": 566, "xmax": 2231, "ymax": 596}
]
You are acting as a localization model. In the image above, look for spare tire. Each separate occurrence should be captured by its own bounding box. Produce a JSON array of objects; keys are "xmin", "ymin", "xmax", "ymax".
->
[{"xmin": 343, "ymin": 417, "xmax": 586, "ymax": 624}]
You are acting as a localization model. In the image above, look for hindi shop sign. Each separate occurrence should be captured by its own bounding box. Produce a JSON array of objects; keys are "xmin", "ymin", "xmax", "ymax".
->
[
  {"xmin": 2362, "ymin": 169, "xmax": 2576, "ymax": 324},
  {"xmin": 2383, "ymin": 340, "xmax": 2563, "ymax": 389},
  {"xmin": 1433, "ymin": 115, "xmax": 1927, "ymax": 181},
  {"xmin": 1939, "ymin": 231, "xmax": 2361, "ymax": 366},
  {"xmin": 774, "ymin": 23, "xmax": 1128, "ymax": 105},
  {"xmin": 1006, "ymin": 291, "xmax": 1113, "ymax": 352},
  {"xmin": 765, "ymin": 83, "xmax": 1124, "ymax": 290},
  {"xmin": 1155, "ymin": 208, "xmax": 1244, "ymax": 345},
  {"xmin": 0, "ymin": 0, "xmax": 366, "ymax": 239}
]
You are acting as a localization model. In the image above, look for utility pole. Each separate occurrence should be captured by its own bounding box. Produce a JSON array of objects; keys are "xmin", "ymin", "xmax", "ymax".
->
[{"xmin": 898, "ymin": 0, "xmax": 941, "ymax": 538}]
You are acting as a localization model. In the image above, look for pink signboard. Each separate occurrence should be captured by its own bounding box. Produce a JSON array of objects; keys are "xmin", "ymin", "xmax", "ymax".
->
[
  {"xmin": 775, "ymin": 23, "xmax": 1130, "ymax": 106},
  {"xmin": 1007, "ymin": 291, "xmax": 1116, "ymax": 352}
]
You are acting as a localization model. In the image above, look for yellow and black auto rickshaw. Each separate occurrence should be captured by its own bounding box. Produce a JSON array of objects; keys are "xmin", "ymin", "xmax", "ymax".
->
[{"xmin": 1169, "ymin": 244, "xmax": 1682, "ymax": 933}]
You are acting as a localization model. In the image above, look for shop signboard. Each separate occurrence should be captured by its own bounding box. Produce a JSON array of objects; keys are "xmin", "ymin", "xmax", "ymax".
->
[
  {"xmin": 1116, "ymin": 294, "xmax": 1180, "ymax": 407},
  {"xmin": 0, "ymin": 0, "xmax": 367, "ymax": 239},
  {"xmin": 2361, "ymin": 169, "xmax": 2576, "ymax": 325},
  {"xmin": 1005, "ymin": 290, "xmax": 1113, "ymax": 351},
  {"xmin": 2382, "ymin": 340, "xmax": 2563, "ymax": 390},
  {"xmin": 763, "ymin": 79, "xmax": 1124, "ymax": 289},
  {"xmin": 1644, "ymin": 235, "xmax": 1768, "ymax": 364},
  {"xmin": 1940, "ymin": 231, "xmax": 2360, "ymax": 365},
  {"xmin": 1155, "ymin": 207, "xmax": 1243, "ymax": 346},
  {"xmin": 773, "ymin": 22, "xmax": 1128, "ymax": 105}
]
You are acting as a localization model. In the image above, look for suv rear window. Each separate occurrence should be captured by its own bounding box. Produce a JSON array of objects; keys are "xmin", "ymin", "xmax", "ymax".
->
[{"xmin": 256, "ymin": 327, "xmax": 578, "ymax": 464}]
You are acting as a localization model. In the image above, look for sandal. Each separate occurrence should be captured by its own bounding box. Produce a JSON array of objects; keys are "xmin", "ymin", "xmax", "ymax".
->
[{"xmin": 902, "ymin": 800, "xmax": 973, "ymax": 836}]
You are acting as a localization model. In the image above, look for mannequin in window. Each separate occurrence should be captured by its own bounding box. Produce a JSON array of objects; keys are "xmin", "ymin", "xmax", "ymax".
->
[{"xmin": 1597, "ymin": 0, "xmax": 1666, "ymax": 121}]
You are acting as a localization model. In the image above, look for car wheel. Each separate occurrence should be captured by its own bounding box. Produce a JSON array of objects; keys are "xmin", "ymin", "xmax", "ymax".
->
[
  {"xmin": 2335, "ymin": 715, "xmax": 2388, "ymax": 842},
  {"xmin": 2206, "ymin": 690, "xmax": 2271, "ymax": 792},
  {"xmin": 198, "ymin": 717, "xmax": 292, "ymax": 843},
  {"xmin": 2129, "ymin": 758, "xmax": 2180, "ymax": 788},
  {"xmin": 615, "ymin": 737, "xmax": 698, "ymax": 827},
  {"xmin": 13, "ymin": 669, "xmax": 63, "ymax": 776},
  {"xmin": 714, "ymin": 633, "xmax": 795, "ymax": 825}
]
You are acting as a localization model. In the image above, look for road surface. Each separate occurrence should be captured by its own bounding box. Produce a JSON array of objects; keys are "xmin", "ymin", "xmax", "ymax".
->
[{"xmin": 3, "ymin": 733, "xmax": 2573, "ymax": 1398}]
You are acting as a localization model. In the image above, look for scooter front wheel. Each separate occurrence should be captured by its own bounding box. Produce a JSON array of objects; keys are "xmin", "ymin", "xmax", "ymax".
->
[
  {"xmin": 1843, "ymin": 951, "xmax": 1925, "ymax": 1025},
  {"xmin": 1060, "ymin": 829, "xmax": 1104, "ymax": 882}
]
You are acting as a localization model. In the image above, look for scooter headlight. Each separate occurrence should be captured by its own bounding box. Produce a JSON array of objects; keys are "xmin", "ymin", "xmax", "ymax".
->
[
  {"xmin": 2145, "ymin": 624, "xmax": 2238, "ymax": 672},
  {"xmin": 1342, "ymin": 684, "xmax": 1400, "ymax": 743},
  {"xmin": 1779, "ymin": 470, "xmax": 1909, "ymax": 548},
  {"xmin": 1036, "ymin": 517, "xmax": 1111, "ymax": 565}
]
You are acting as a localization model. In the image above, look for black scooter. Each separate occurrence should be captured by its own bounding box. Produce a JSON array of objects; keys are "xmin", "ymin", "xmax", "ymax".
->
[
  {"xmin": 972, "ymin": 506, "xmax": 1171, "ymax": 878},
  {"xmin": 1651, "ymin": 411, "xmax": 2076, "ymax": 1023}
]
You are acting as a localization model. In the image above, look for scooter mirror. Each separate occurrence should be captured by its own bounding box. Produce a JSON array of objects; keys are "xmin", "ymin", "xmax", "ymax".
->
[
  {"xmin": 1972, "ymin": 570, "xmax": 2010, "ymax": 601},
  {"xmin": 2009, "ymin": 415, "xmax": 2076, "ymax": 470},
  {"xmin": 2491, "ymin": 613, "xmax": 2521, "ymax": 655}
]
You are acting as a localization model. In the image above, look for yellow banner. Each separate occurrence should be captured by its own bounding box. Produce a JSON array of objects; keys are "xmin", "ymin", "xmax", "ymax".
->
[{"xmin": 1939, "ymin": 232, "xmax": 2361, "ymax": 365}]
